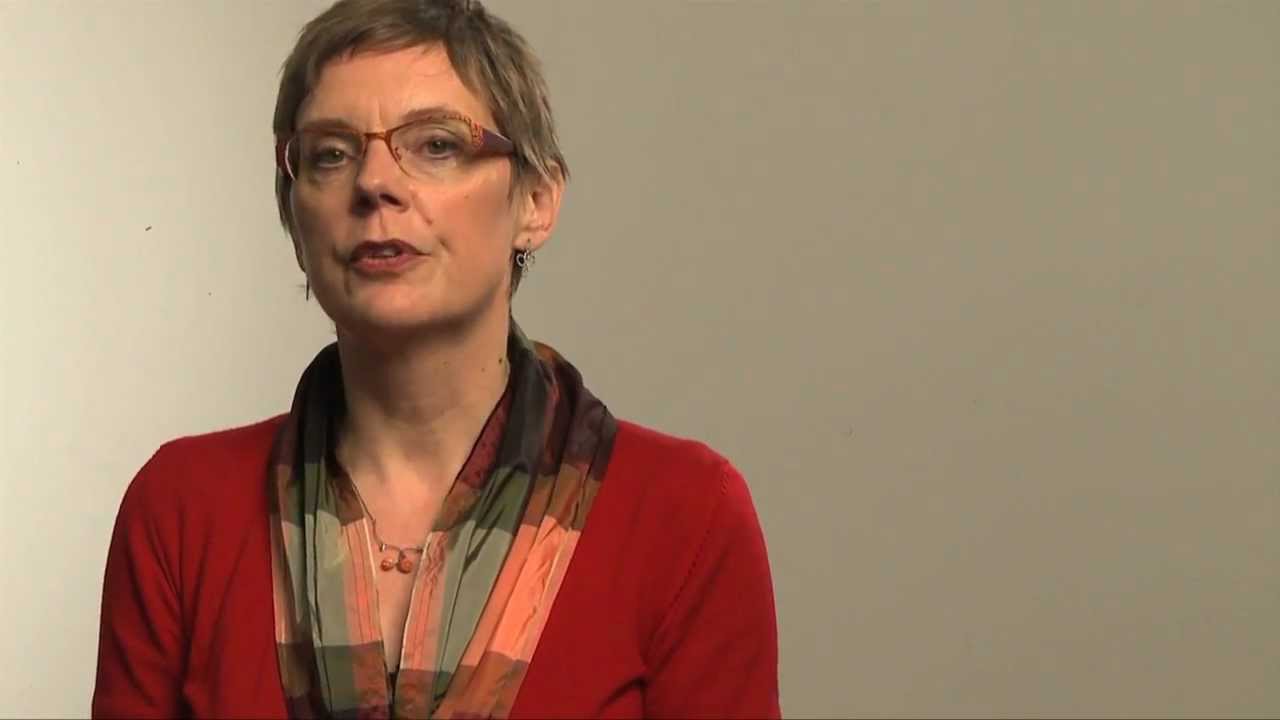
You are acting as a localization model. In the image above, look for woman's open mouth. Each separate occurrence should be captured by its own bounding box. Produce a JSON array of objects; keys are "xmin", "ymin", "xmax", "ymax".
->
[{"xmin": 349, "ymin": 239, "xmax": 425, "ymax": 274}]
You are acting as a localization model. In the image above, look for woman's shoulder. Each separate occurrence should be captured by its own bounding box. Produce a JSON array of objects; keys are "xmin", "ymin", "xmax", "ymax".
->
[
  {"xmin": 158, "ymin": 413, "xmax": 286, "ymax": 461},
  {"xmin": 609, "ymin": 415, "xmax": 747, "ymax": 486},
  {"xmin": 606, "ymin": 419, "xmax": 762, "ymax": 535},
  {"xmin": 121, "ymin": 414, "xmax": 288, "ymax": 511},
  {"xmin": 586, "ymin": 420, "xmax": 775, "ymax": 679}
]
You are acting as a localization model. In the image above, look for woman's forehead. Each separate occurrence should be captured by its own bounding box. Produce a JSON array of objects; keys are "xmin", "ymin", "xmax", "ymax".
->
[{"xmin": 296, "ymin": 45, "xmax": 494, "ymax": 130}]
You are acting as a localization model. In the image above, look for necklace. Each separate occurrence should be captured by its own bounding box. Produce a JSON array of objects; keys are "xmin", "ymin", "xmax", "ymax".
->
[{"xmin": 348, "ymin": 480, "xmax": 425, "ymax": 574}]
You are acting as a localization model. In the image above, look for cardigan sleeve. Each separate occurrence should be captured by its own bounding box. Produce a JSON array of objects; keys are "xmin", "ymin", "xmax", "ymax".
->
[
  {"xmin": 92, "ymin": 446, "xmax": 187, "ymax": 719},
  {"xmin": 643, "ymin": 459, "xmax": 782, "ymax": 719}
]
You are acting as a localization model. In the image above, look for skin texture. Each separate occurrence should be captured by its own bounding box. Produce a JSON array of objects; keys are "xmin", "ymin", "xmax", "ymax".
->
[{"xmin": 285, "ymin": 43, "xmax": 563, "ymax": 669}]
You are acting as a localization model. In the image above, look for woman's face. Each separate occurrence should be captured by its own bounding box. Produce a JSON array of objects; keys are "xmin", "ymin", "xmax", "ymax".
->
[{"xmin": 289, "ymin": 45, "xmax": 551, "ymax": 341}]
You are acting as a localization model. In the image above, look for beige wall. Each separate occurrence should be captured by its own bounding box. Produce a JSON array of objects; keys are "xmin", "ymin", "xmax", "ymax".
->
[{"xmin": 1, "ymin": 1, "xmax": 1276, "ymax": 717}]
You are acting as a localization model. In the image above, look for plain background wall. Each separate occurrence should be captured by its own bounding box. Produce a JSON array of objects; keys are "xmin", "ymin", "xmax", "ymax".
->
[{"xmin": 1, "ymin": 1, "xmax": 1276, "ymax": 717}]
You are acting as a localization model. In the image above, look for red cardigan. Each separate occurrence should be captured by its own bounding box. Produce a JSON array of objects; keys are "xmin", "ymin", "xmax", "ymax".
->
[{"xmin": 92, "ymin": 415, "xmax": 780, "ymax": 719}]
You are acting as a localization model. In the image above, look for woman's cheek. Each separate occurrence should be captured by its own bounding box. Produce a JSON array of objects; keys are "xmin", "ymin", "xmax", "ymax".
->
[{"xmin": 294, "ymin": 207, "xmax": 338, "ymax": 271}]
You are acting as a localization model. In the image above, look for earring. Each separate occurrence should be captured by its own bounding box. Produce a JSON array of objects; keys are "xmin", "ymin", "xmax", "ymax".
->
[
  {"xmin": 515, "ymin": 248, "xmax": 536, "ymax": 270},
  {"xmin": 304, "ymin": 278, "xmax": 311, "ymax": 300}
]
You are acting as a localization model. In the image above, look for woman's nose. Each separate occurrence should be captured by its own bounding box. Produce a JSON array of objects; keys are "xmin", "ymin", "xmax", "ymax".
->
[{"xmin": 353, "ymin": 138, "xmax": 410, "ymax": 210}]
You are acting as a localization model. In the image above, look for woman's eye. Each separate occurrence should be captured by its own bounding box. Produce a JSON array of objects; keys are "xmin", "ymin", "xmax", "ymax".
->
[
  {"xmin": 310, "ymin": 147, "xmax": 348, "ymax": 167},
  {"xmin": 418, "ymin": 136, "xmax": 462, "ymax": 158}
]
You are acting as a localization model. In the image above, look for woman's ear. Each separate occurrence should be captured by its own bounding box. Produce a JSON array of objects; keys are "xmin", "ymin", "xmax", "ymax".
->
[{"xmin": 517, "ymin": 164, "xmax": 565, "ymax": 252}]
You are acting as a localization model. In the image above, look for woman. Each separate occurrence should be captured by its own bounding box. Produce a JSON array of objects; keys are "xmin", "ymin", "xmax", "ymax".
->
[{"xmin": 92, "ymin": 0, "xmax": 779, "ymax": 717}]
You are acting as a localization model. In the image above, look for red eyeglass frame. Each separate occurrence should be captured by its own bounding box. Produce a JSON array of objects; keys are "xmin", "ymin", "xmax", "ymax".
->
[{"xmin": 275, "ymin": 111, "xmax": 515, "ymax": 179}]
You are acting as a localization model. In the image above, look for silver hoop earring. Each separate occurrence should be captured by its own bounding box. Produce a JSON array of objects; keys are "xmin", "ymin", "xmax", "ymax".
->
[{"xmin": 515, "ymin": 248, "xmax": 536, "ymax": 270}]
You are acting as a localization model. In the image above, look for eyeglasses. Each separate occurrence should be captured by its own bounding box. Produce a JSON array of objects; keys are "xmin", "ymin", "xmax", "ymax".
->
[{"xmin": 276, "ymin": 110, "xmax": 515, "ymax": 186}]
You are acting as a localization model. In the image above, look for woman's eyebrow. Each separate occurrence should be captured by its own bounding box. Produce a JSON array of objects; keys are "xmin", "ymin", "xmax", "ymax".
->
[{"xmin": 296, "ymin": 104, "xmax": 465, "ymax": 132}]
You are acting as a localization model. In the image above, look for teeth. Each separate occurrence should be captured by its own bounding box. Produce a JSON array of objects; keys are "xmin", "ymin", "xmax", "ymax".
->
[{"xmin": 370, "ymin": 247, "xmax": 401, "ymax": 258}]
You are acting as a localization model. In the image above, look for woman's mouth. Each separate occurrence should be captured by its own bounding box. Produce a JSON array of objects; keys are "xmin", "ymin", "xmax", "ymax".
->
[{"xmin": 349, "ymin": 239, "xmax": 425, "ymax": 274}]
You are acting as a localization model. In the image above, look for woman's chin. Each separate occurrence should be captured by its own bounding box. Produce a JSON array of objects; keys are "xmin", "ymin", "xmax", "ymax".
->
[
  {"xmin": 346, "ymin": 305, "xmax": 445, "ymax": 335},
  {"xmin": 332, "ymin": 300, "xmax": 482, "ymax": 345},
  {"xmin": 317, "ymin": 281, "xmax": 503, "ymax": 343}
]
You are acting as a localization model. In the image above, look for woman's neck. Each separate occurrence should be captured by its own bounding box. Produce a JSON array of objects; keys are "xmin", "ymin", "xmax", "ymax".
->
[{"xmin": 333, "ymin": 308, "xmax": 511, "ymax": 497}]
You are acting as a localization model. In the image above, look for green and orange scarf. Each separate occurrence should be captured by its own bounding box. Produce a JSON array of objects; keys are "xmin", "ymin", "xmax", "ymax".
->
[{"xmin": 267, "ymin": 323, "xmax": 616, "ymax": 718}]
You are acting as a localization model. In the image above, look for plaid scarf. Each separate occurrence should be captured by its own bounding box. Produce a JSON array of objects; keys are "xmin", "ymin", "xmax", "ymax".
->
[{"xmin": 267, "ymin": 323, "xmax": 617, "ymax": 718}]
